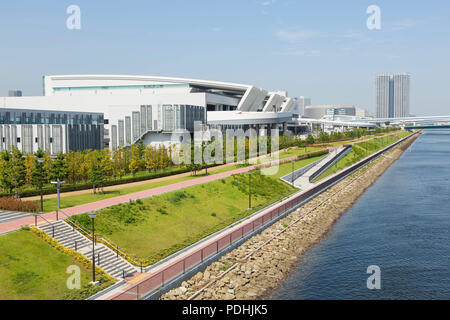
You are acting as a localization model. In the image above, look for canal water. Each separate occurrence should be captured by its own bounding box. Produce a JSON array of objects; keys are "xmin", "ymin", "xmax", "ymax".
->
[{"xmin": 269, "ymin": 130, "xmax": 450, "ymax": 300}]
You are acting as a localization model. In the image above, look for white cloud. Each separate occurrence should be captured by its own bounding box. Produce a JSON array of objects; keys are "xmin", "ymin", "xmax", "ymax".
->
[
  {"xmin": 279, "ymin": 50, "xmax": 321, "ymax": 57},
  {"xmin": 390, "ymin": 19, "xmax": 417, "ymax": 31},
  {"xmin": 275, "ymin": 29, "xmax": 319, "ymax": 44},
  {"xmin": 262, "ymin": 0, "xmax": 276, "ymax": 6}
]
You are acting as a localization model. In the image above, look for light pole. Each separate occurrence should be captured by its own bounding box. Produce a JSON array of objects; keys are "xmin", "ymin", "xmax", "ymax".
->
[
  {"xmin": 291, "ymin": 160, "xmax": 295, "ymax": 187},
  {"xmin": 88, "ymin": 211, "xmax": 99, "ymax": 285},
  {"xmin": 248, "ymin": 170, "xmax": 253, "ymax": 209},
  {"xmin": 50, "ymin": 179, "xmax": 65, "ymax": 221},
  {"xmin": 37, "ymin": 158, "xmax": 45, "ymax": 213}
]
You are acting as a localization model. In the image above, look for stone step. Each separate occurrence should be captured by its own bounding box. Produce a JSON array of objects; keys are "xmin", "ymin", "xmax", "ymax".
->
[
  {"xmin": 43, "ymin": 227, "xmax": 78, "ymax": 238},
  {"xmin": 38, "ymin": 220, "xmax": 138, "ymax": 279},
  {"xmin": 59, "ymin": 235, "xmax": 90, "ymax": 247},
  {"xmin": 0, "ymin": 211, "xmax": 31, "ymax": 224}
]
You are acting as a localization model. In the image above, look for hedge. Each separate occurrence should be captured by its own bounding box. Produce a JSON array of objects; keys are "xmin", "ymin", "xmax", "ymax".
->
[{"xmin": 0, "ymin": 197, "xmax": 39, "ymax": 213}]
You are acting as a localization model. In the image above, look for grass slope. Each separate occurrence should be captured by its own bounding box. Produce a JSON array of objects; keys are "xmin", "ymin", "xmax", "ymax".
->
[
  {"xmin": 41, "ymin": 147, "xmax": 322, "ymax": 213},
  {"xmin": 312, "ymin": 135, "xmax": 403, "ymax": 182},
  {"xmin": 0, "ymin": 230, "xmax": 94, "ymax": 300},
  {"xmin": 69, "ymin": 156, "xmax": 324, "ymax": 265}
]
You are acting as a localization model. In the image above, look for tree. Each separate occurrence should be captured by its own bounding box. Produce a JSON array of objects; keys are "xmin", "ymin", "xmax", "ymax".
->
[
  {"xmin": 50, "ymin": 153, "xmax": 69, "ymax": 182},
  {"xmin": 31, "ymin": 149, "xmax": 48, "ymax": 193},
  {"xmin": 0, "ymin": 150, "xmax": 14, "ymax": 195},
  {"xmin": 306, "ymin": 134, "xmax": 315, "ymax": 145},
  {"xmin": 112, "ymin": 147, "xmax": 125, "ymax": 179},
  {"xmin": 129, "ymin": 144, "xmax": 140, "ymax": 176},
  {"xmin": 136, "ymin": 141, "xmax": 146, "ymax": 171},
  {"xmin": 318, "ymin": 131, "xmax": 330, "ymax": 143},
  {"xmin": 89, "ymin": 155, "xmax": 107, "ymax": 194},
  {"xmin": 9, "ymin": 147, "xmax": 26, "ymax": 198},
  {"xmin": 144, "ymin": 145, "xmax": 157, "ymax": 173},
  {"xmin": 24, "ymin": 153, "xmax": 35, "ymax": 185},
  {"xmin": 66, "ymin": 150, "xmax": 82, "ymax": 183}
]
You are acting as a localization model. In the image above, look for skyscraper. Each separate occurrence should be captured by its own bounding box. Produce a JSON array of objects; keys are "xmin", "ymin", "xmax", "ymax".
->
[{"xmin": 375, "ymin": 74, "xmax": 410, "ymax": 118}]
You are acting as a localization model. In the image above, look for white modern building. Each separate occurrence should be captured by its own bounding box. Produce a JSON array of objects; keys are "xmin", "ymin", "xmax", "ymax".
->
[
  {"xmin": 304, "ymin": 105, "xmax": 356, "ymax": 119},
  {"xmin": 1, "ymin": 75, "xmax": 295, "ymax": 153},
  {"xmin": 375, "ymin": 73, "xmax": 410, "ymax": 118},
  {"xmin": 297, "ymin": 96, "xmax": 311, "ymax": 116}
]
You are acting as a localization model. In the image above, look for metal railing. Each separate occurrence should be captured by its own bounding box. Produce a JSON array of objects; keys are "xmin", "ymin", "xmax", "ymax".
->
[
  {"xmin": 33, "ymin": 212, "xmax": 55, "ymax": 228},
  {"xmin": 109, "ymin": 132, "xmax": 417, "ymax": 300},
  {"xmin": 57, "ymin": 209, "xmax": 144, "ymax": 268}
]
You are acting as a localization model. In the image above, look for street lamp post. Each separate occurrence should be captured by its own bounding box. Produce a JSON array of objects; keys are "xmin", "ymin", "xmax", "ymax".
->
[
  {"xmin": 50, "ymin": 179, "xmax": 65, "ymax": 221},
  {"xmin": 37, "ymin": 158, "xmax": 45, "ymax": 213},
  {"xmin": 88, "ymin": 211, "xmax": 99, "ymax": 285},
  {"xmin": 248, "ymin": 170, "xmax": 253, "ymax": 209}
]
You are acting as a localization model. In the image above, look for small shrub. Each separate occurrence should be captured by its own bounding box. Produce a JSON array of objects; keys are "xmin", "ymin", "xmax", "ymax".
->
[
  {"xmin": 169, "ymin": 191, "xmax": 188, "ymax": 204},
  {"xmin": 211, "ymin": 212, "xmax": 216, "ymax": 217},
  {"xmin": 157, "ymin": 208, "xmax": 169, "ymax": 215},
  {"xmin": 0, "ymin": 197, "xmax": 39, "ymax": 213}
]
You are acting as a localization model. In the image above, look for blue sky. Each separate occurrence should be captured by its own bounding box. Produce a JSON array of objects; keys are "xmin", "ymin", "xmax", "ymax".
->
[{"xmin": 0, "ymin": 0, "xmax": 449, "ymax": 115}]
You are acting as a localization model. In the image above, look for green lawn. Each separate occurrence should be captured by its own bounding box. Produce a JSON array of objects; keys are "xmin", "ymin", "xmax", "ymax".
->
[
  {"xmin": 41, "ymin": 147, "xmax": 323, "ymax": 213},
  {"xmin": 312, "ymin": 134, "xmax": 407, "ymax": 182},
  {"xmin": 0, "ymin": 230, "xmax": 96, "ymax": 300},
  {"xmin": 69, "ymin": 154, "xmax": 325, "ymax": 265}
]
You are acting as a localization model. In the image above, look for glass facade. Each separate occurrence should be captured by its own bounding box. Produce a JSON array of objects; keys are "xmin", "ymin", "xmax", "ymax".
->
[
  {"xmin": 0, "ymin": 108, "xmax": 104, "ymax": 125},
  {"xmin": 0, "ymin": 108, "xmax": 104, "ymax": 154}
]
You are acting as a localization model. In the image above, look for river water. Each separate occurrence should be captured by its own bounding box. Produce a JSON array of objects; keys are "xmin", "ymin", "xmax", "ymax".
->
[{"xmin": 269, "ymin": 130, "xmax": 450, "ymax": 300}]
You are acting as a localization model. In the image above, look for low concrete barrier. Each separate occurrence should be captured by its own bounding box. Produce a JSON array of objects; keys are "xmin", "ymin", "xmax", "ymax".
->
[
  {"xmin": 280, "ymin": 157, "xmax": 325, "ymax": 186},
  {"xmin": 309, "ymin": 145, "xmax": 352, "ymax": 182}
]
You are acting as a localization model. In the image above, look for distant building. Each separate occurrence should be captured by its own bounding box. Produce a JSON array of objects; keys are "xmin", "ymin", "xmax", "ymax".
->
[
  {"xmin": 8, "ymin": 90, "xmax": 22, "ymax": 97},
  {"xmin": 297, "ymin": 97, "xmax": 311, "ymax": 116},
  {"xmin": 375, "ymin": 74, "xmax": 410, "ymax": 118},
  {"xmin": 304, "ymin": 105, "xmax": 356, "ymax": 119},
  {"xmin": 355, "ymin": 107, "xmax": 370, "ymax": 118}
]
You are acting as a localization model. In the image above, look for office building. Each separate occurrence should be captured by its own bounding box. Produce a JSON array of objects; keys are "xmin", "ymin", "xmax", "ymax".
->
[
  {"xmin": 375, "ymin": 74, "xmax": 410, "ymax": 118},
  {"xmin": 304, "ymin": 105, "xmax": 356, "ymax": 119}
]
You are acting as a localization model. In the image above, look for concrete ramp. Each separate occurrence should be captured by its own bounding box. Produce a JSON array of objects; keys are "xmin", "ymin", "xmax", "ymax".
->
[{"xmin": 294, "ymin": 146, "xmax": 351, "ymax": 190}]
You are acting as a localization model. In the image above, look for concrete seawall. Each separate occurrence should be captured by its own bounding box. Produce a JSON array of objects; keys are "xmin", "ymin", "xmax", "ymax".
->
[{"xmin": 161, "ymin": 133, "xmax": 420, "ymax": 300}]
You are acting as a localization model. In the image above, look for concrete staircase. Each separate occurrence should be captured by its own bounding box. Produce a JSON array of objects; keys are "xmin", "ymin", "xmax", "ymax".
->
[
  {"xmin": 0, "ymin": 210, "xmax": 31, "ymax": 224},
  {"xmin": 38, "ymin": 220, "xmax": 138, "ymax": 279}
]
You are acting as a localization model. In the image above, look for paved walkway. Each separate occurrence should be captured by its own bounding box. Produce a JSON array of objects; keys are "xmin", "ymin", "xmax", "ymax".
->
[
  {"xmin": 294, "ymin": 147, "xmax": 343, "ymax": 190},
  {"xmin": 0, "ymin": 155, "xmax": 300, "ymax": 235},
  {"xmin": 22, "ymin": 147, "xmax": 297, "ymax": 201}
]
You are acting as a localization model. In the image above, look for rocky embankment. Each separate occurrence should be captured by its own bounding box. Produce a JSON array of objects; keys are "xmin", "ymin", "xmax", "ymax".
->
[{"xmin": 161, "ymin": 134, "xmax": 420, "ymax": 300}]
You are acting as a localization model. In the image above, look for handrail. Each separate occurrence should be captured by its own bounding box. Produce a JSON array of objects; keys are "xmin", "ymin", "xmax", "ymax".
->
[
  {"xmin": 33, "ymin": 212, "xmax": 55, "ymax": 227},
  {"xmin": 57, "ymin": 209, "xmax": 143, "ymax": 267}
]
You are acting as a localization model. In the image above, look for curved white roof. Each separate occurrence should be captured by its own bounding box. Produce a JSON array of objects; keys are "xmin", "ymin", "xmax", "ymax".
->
[{"xmin": 44, "ymin": 74, "xmax": 252, "ymax": 94}]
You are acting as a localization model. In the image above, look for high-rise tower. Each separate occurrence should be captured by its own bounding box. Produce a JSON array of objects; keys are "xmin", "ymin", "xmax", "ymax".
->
[{"xmin": 375, "ymin": 74, "xmax": 410, "ymax": 118}]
